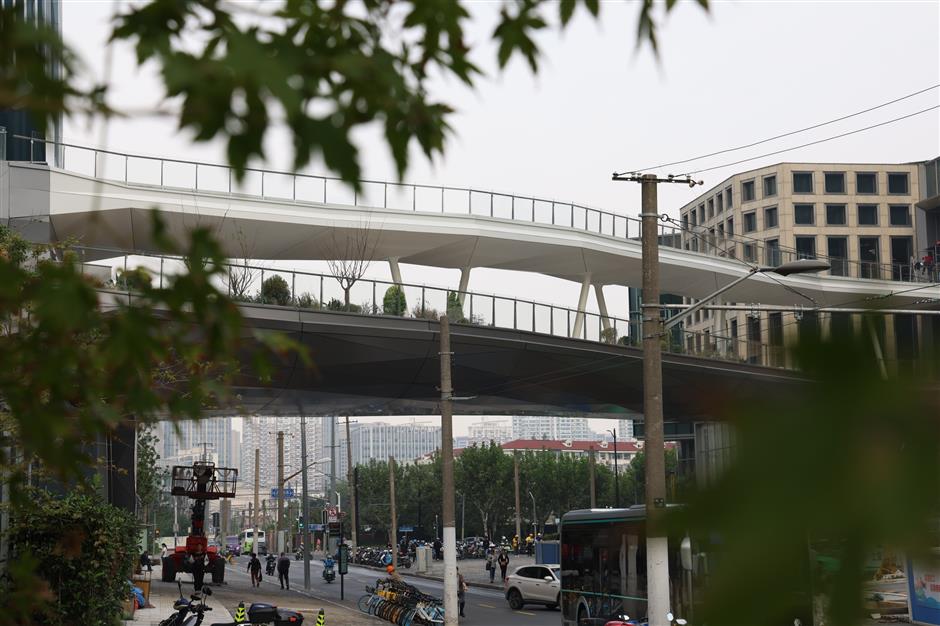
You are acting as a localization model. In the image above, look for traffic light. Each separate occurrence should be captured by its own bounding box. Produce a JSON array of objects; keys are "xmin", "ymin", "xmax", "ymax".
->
[
  {"xmin": 297, "ymin": 515, "xmax": 304, "ymax": 530},
  {"xmin": 211, "ymin": 512, "xmax": 220, "ymax": 527}
]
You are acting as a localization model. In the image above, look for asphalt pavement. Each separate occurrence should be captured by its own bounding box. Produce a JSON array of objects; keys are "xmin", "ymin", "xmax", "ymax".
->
[{"xmin": 212, "ymin": 554, "xmax": 557, "ymax": 626}]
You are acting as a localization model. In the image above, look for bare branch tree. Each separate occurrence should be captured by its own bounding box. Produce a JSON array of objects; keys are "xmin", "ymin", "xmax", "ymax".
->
[
  {"xmin": 224, "ymin": 226, "xmax": 263, "ymax": 301},
  {"xmin": 326, "ymin": 221, "xmax": 379, "ymax": 310}
]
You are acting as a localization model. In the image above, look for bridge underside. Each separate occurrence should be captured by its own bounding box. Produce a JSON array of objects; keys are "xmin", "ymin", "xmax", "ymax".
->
[{"xmin": 221, "ymin": 304, "xmax": 806, "ymax": 420}]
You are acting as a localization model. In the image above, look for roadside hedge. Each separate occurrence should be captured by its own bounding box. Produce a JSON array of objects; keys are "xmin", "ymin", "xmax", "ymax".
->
[{"xmin": 7, "ymin": 489, "xmax": 139, "ymax": 626}]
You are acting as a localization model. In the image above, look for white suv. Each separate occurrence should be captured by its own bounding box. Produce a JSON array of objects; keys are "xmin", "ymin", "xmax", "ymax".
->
[{"xmin": 504, "ymin": 564, "xmax": 561, "ymax": 611}]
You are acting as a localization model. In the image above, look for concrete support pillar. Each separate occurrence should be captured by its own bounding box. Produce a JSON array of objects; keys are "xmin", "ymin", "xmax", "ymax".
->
[
  {"xmin": 388, "ymin": 257, "xmax": 402, "ymax": 285},
  {"xmin": 594, "ymin": 283, "xmax": 612, "ymax": 333},
  {"xmin": 457, "ymin": 267, "xmax": 471, "ymax": 306},
  {"xmin": 572, "ymin": 273, "xmax": 592, "ymax": 338}
]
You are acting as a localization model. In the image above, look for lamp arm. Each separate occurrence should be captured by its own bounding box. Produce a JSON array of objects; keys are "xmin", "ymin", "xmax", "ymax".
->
[{"xmin": 661, "ymin": 268, "xmax": 760, "ymax": 332}]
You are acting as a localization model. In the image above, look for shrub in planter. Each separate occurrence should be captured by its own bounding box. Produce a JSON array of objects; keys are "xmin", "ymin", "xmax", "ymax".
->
[
  {"xmin": 383, "ymin": 285, "xmax": 407, "ymax": 316},
  {"xmin": 5, "ymin": 489, "xmax": 138, "ymax": 625},
  {"xmin": 259, "ymin": 275, "xmax": 291, "ymax": 306},
  {"xmin": 326, "ymin": 298, "xmax": 361, "ymax": 313}
]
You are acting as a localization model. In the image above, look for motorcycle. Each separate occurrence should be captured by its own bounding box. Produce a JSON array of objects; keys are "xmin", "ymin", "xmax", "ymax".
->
[
  {"xmin": 221, "ymin": 601, "xmax": 304, "ymax": 625},
  {"xmin": 322, "ymin": 557, "xmax": 336, "ymax": 583},
  {"xmin": 265, "ymin": 554, "xmax": 277, "ymax": 576},
  {"xmin": 158, "ymin": 581, "xmax": 215, "ymax": 626}
]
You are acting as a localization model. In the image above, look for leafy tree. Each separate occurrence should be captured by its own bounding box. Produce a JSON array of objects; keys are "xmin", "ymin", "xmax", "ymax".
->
[
  {"xmin": 260, "ymin": 274, "xmax": 291, "ymax": 306},
  {"xmin": 383, "ymin": 285, "xmax": 407, "ymax": 317},
  {"xmin": 136, "ymin": 422, "xmax": 163, "ymax": 526},
  {"xmin": 455, "ymin": 443, "xmax": 514, "ymax": 537},
  {"xmin": 446, "ymin": 291, "xmax": 466, "ymax": 323}
]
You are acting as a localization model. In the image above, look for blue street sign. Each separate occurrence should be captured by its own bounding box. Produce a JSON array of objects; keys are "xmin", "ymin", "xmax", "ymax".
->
[
  {"xmin": 270, "ymin": 487, "xmax": 295, "ymax": 499},
  {"xmin": 398, "ymin": 526, "xmax": 414, "ymax": 533},
  {"xmin": 309, "ymin": 523, "xmax": 325, "ymax": 531}
]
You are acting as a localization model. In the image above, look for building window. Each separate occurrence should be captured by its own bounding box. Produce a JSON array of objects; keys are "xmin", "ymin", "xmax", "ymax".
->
[
  {"xmin": 859, "ymin": 236, "xmax": 880, "ymax": 279},
  {"xmin": 764, "ymin": 206, "xmax": 778, "ymax": 228},
  {"xmin": 763, "ymin": 175, "xmax": 777, "ymax": 197},
  {"xmin": 718, "ymin": 223, "xmax": 725, "ymax": 238},
  {"xmin": 793, "ymin": 172, "xmax": 813, "ymax": 194},
  {"xmin": 698, "ymin": 204, "xmax": 705, "ymax": 223},
  {"xmin": 856, "ymin": 172, "xmax": 877, "ymax": 194},
  {"xmin": 725, "ymin": 187, "xmax": 733, "ymax": 209},
  {"xmin": 889, "ymin": 204, "xmax": 911, "ymax": 226},
  {"xmin": 742, "ymin": 180, "xmax": 756, "ymax": 202},
  {"xmin": 716, "ymin": 193, "xmax": 723, "ymax": 212},
  {"xmin": 857, "ymin": 204, "xmax": 878, "ymax": 226},
  {"xmin": 708, "ymin": 198, "xmax": 714, "ymax": 219},
  {"xmin": 888, "ymin": 172, "xmax": 909, "ymax": 194},
  {"xmin": 690, "ymin": 210, "xmax": 696, "ymax": 227},
  {"xmin": 824, "ymin": 172, "xmax": 845, "ymax": 194},
  {"xmin": 794, "ymin": 204, "xmax": 815, "ymax": 225},
  {"xmin": 828, "ymin": 236, "xmax": 848, "ymax": 276},
  {"xmin": 795, "ymin": 236, "xmax": 816, "ymax": 259},
  {"xmin": 743, "ymin": 211, "xmax": 757, "ymax": 233},
  {"xmin": 765, "ymin": 239, "xmax": 780, "ymax": 266},
  {"xmin": 744, "ymin": 243, "xmax": 756, "ymax": 262},
  {"xmin": 682, "ymin": 214, "xmax": 689, "ymax": 230},
  {"xmin": 826, "ymin": 204, "xmax": 846, "ymax": 225}
]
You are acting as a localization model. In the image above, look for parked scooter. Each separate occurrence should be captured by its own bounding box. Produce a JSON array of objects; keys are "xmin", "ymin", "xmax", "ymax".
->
[
  {"xmin": 157, "ymin": 581, "xmax": 215, "ymax": 626},
  {"xmin": 322, "ymin": 556, "xmax": 336, "ymax": 583},
  {"xmin": 213, "ymin": 601, "xmax": 304, "ymax": 626}
]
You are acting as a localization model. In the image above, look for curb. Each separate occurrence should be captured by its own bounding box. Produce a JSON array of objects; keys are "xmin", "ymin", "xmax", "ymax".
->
[{"xmin": 355, "ymin": 563, "xmax": 506, "ymax": 592}]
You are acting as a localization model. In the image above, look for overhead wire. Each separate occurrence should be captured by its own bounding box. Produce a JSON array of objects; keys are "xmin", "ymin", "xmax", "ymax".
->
[
  {"xmin": 616, "ymin": 84, "xmax": 940, "ymax": 175},
  {"xmin": 680, "ymin": 106, "xmax": 940, "ymax": 176}
]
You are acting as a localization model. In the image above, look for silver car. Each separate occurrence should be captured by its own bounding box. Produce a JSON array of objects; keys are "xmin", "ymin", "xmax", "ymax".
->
[{"xmin": 504, "ymin": 564, "xmax": 561, "ymax": 610}]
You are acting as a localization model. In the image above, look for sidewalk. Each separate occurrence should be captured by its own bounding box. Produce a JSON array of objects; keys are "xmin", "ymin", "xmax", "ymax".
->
[{"xmin": 124, "ymin": 567, "xmax": 233, "ymax": 626}]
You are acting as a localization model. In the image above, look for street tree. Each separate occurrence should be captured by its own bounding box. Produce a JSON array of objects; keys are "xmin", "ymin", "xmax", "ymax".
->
[
  {"xmin": 325, "ymin": 224, "xmax": 378, "ymax": 310},
  {"xmin": 454, "ymin": 443, "xmax": 514, "ymax": 537}
]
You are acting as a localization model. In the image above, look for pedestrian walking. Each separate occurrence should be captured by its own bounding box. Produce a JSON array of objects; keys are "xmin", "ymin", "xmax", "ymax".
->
[
  {"xmin": 457, "ymin": 568, "xmax": 467, "ymax": 618},
  {"xmin": 498, "ymin": 550, "xmax": 509, "ymax": 582},
  {"xmin": 247, "ymin": 552, "xmax": 262, "ymax": 587},
  {"xmin": 486, "ymin": 549, "xmax": 496, "ymax": 583},
  {"xmin": 277, "ymin": 552, "xmax": 291, "ymax": 590}
]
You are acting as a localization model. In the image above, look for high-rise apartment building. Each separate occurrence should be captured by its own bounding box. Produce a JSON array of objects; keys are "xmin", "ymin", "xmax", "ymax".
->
[
  {"xmin": 240, "ymin": 416, "xmax": 325, "ymax": 495},
  {"xmin": 676, "ymin": 160, "xmax": 939, "ymax": 368},
  {"xmin": 511, "ymin": 416, "xmax": 597, "ymax": 441},
  {"xmin": 466, "ymin": 419, "xmax": 513, "ymax": 445},
  {"xmin": 335, "ymin": 420, "xmax": 442, "ymax": 477},
  {"xmin": 157, "ymin": 417, "xmax": 237, "ymax": 470}
]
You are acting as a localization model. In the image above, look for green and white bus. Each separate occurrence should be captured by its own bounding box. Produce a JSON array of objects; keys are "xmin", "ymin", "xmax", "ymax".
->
[{"xmin": 560, "ymin": 506, "xmax": 695, "ymax": 626}]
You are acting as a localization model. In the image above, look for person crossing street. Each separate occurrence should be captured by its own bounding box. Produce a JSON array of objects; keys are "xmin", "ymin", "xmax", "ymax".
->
[{"xmin": 277, "ymin": 551, "xmax": 291, "ymax": 590}]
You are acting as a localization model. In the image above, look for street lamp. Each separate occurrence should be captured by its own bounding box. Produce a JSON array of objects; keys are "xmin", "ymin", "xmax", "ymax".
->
[
  {"xmin": 607, "ymin": 428, "xmax": 621, "ymax": 508},
  {"xmin": 662, "ymin": 259, "xmax": 831, "ymax": 332}
]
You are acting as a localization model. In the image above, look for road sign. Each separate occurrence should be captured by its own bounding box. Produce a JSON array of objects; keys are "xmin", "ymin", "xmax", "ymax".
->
[
  {"xmin": 398, "ymin": 526, "xmax": 414, "ymax": 533},
  {"xmin": 270, "ymin": 487, "xmax": 295, "ymax": 499},
  {"xmin": 308, "ymin": 523, "xmax": 325, "ymax": 531},
  {"xmin": 338, "ymin": 544, "xmax": 349, "ymax": 575},
  {"xmin": 326, "ymin": 505, "xmax": 339, "ymax": 523}
]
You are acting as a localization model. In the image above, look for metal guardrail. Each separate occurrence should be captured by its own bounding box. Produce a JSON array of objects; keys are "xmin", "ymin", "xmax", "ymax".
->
[
  {"xmin": 13, "ymin": 134, "xmax": 930, "ymax": 287},
  {"xmin": 78, "ymin": 245, "xmax": 794, "ymax": 368}
]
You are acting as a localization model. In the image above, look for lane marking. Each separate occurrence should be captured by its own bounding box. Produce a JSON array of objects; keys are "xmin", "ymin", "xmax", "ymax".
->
[
  {"xmin": 519, "ymin": 610, "xmax": 537, "ymax": 616},
  {"xmin": 479, "ymin": 603, "xmax": 497, "ymax": 608}
]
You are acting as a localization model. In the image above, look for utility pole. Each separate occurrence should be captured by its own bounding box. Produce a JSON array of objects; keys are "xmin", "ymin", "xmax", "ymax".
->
[
  {"xmin": 277, "ymin": 430, "xmax": 284, "ymax": 553},
  {"xmin": 589, "ymin": 446, "xmax": 597, "ymax": 508},
  {"xmin": 389, "ymin": 455, "xmax": 398, "ymax": 569},
  {"xmin": 513, "ymin": 450, "xmax": 522, "ymax": 544},
  {"xmin": 300, "ymin": 414, "xmax": 312, "ymax": 590},
  {"xmin": 345, "ymin": 416, "xmax": 357, "ymax": 548},
  {"xmin": 612, "ymin": 170, "xmax": 700, "ymax": 626},
  {"xmin": 329, "ymin": 417, "xmax": 336, "ymax": 507},
  {"xmin": 611, "ymin": 428, "xmax": 621, "ymax": 508},
  {"xmin": 439, "ymin": 315, "xmax": 458, "ymax": 626},
  {"xmin": 253, "ymin": 448, "xmax": 260, "ymax": 556}
]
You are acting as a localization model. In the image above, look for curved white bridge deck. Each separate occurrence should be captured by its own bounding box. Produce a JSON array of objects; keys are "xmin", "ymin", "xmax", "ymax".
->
[{"xmin": 3, "ymin": 142, "xmax": 938, "ymax": 309}]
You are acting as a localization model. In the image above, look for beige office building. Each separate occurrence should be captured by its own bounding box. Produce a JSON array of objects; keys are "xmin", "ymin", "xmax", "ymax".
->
[{"xmin": 675, "ymin": 159, "xmax": 939, "ymax": 370}]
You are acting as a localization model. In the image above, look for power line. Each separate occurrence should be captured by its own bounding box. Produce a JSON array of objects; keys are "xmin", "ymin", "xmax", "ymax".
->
[
  {"xmin": 616, "ymin": 84, "xmax": 940, "ymax": 175},
  {"xmin": 680, "ymin": 105, "xmax": 940, "ymax": 176}
]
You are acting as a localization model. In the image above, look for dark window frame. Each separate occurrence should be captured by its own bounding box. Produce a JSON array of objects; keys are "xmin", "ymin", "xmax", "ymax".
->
[
  {"xmin": 743, "ymin": 211, "xmax": 757, "ymax": 233},
  {"xmin": 824, "ymin": 171, "xmax": 846, "ymax": 194},
  {"xmin": 887, "ymin": 172, "xmax": 910, "ymax": 195},
  {"xmin": 764, "ymin": 206, "xmax": 778, "ymax": 229},
  {"xmin": 825, "ymin": 204, "xmax": 847, "ymax": 226},
  {"xmin": 742, "ymin": 179, "xmax": 756, "ymax": 202},
  {"xmin": 857, "ymin": 204, "xmax": 879, "ymax": 226},
  {"xmin": 763, "ymin": 174, "xmax": 777, "ymax": 198},
  {"xmin": 795, "ymin": 235, "xmax": 817, "ymax": 259},
  {"xmin": 792, "ymin": 171, "xmax": 814, "ymax": 194},
  {"xmin": 794, "ymin": 203, "xmax": 815, "ymax": 225},
  {"xmin": 889, "ymin": 204, "xmax": 911, "ymax": 226},
  {"xmin": 855, "ymin": 172, "xmax": 877, "ymax": 195}
]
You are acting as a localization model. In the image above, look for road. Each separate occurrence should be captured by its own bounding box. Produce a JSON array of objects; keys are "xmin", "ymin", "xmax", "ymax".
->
[{"xmin": 207, "ymin": 555, "xmax": 558, "ymax": 626}]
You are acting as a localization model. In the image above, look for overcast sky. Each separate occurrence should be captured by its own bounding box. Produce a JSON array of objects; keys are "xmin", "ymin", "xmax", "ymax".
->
[{"xmin": 60, "ymin": 1, "xmax": 940, "ymax": 436}]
